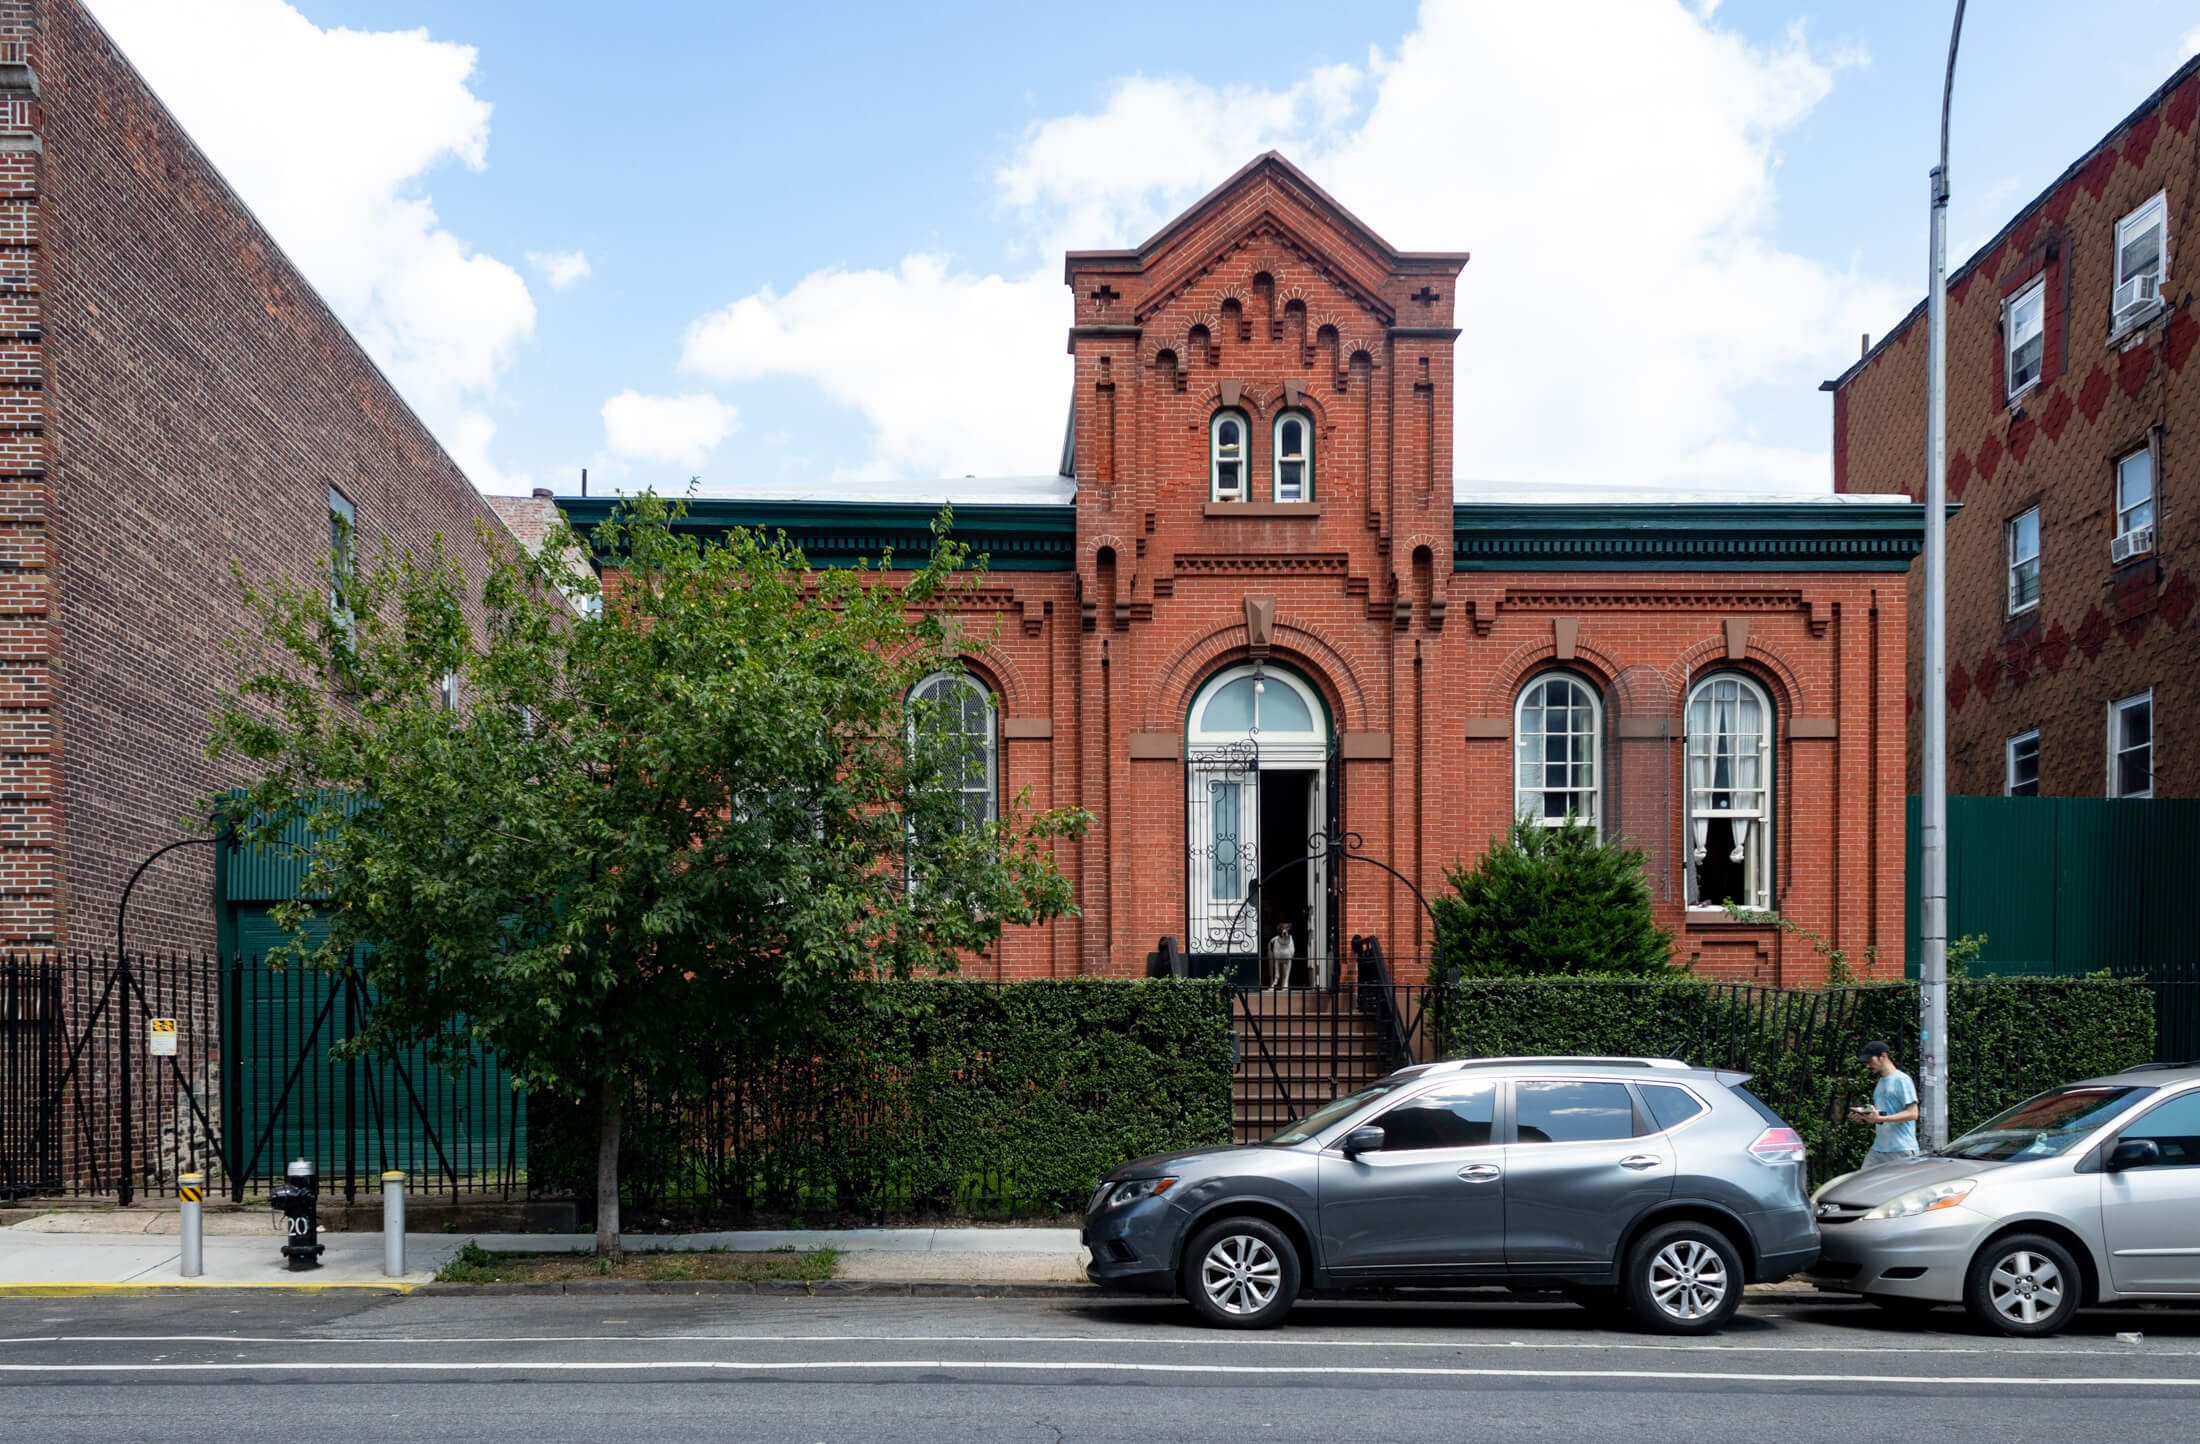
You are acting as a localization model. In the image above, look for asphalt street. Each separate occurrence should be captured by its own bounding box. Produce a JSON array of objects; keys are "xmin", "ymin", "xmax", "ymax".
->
[{"xmin": 3, "ymin": 1291, "xmax": 2197, "ymax": 1443}]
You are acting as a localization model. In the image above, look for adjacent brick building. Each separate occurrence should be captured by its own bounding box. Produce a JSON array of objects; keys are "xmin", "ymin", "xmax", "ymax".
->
[
  {"xmin": 0, "ymin": 0, "xmax": 514, "ymax": 952},
  {"xmin": 566, "ymin": 154, "xmax": 1929, "ymax": 984},
  {"xmin": 1829, "ymin": 56, "xmax": 2200, "ymax": 800}
]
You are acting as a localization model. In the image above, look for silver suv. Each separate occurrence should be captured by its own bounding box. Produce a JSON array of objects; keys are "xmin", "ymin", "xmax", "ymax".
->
[
  {"xmin": 1807, "ymin": 1062, "xmax": 2200, "ymax": 1335},
  {"xmin": 1083, "ymin": 1057, "xmax": 1819, "ymax": 1333}
]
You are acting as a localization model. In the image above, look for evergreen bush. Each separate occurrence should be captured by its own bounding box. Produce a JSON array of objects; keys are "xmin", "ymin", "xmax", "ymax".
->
[{"xmin": 1432, "ymin": 817, "xmax": 1673, "ymax": 978}]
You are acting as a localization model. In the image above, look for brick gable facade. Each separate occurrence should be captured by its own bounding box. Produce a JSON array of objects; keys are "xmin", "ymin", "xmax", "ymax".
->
[{"xmin": 570, "ymin": 155, "xmax": 1924, "ymax": 985}]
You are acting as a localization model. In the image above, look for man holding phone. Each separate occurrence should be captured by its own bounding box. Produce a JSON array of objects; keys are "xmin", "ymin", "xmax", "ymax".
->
[{"xmin": 1852, "ymin": 1040, "xmax": 1921, "ymax": 1169}]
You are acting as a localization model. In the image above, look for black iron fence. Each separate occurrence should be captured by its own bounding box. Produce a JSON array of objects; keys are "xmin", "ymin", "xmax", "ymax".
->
[{"xmin": 0, "ymin": 950, "xmax": 525, "ymax": 1204}]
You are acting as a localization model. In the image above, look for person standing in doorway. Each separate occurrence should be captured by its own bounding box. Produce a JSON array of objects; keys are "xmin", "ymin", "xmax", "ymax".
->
[
  {"xmin": 1266, "ymin": 920, "xmax": 1296, "ymax": 991},
  {"xmin": 1851, "ymin": 1041, "xmax": 1921, "ymax": 1168}
]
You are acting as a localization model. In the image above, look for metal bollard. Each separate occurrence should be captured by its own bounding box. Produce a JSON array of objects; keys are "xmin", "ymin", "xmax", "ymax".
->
[
  {"xmin": 381, "ymin": 1171, "xmax": 406, "ymax": 1277},
  {"xmin": 178, "ymin": 1171, "xmax": 204, "ymax": 1278}
]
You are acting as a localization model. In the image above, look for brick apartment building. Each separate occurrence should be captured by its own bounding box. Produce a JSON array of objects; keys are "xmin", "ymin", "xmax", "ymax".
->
[
  {"xmin": 565, "ymin": 153, "xmax": 1931, "ymax": 985},
  {"xmin": 0, "ymin": 0, "xmax": 514, "ymax": 953},
  {"xmin": 1828, "ymin": 56, "xmax": 2200, "ymax": 800}
]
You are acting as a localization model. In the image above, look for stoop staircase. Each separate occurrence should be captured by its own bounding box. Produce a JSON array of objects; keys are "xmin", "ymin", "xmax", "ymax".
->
[{"xmin": 1230, "ymin": 989, "xmax": 1394, "ymax": 1142}]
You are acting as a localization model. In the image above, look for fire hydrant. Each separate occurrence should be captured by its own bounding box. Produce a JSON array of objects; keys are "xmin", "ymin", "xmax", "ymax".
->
[{"xmin": 269, "ymin": 1158, "xmax": 325, "ymax": 1270}]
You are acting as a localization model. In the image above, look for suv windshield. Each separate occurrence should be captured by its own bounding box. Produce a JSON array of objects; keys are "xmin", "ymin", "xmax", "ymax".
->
[
  {"xmin": 1264, "ymin": 1079, "xmax": 1408, "ymax": 1146},
  {"xmin": 1943, "ymin": 1085, "xmax": 2153, "ymax": 1161}
]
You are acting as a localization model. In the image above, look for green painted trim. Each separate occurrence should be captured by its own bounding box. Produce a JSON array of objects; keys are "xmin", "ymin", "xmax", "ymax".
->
[
  {"xmin": 554, "ymin": 497, "xmax": 1077, "ymax": 571},
  {"xmin": 1451, "ymin": 502, "xmax": 1936, "ymax": 573}
]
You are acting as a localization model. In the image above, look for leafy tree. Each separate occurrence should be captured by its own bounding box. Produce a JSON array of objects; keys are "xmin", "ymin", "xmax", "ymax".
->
[
  {"xmin": 1432, "ymin": 817, "xmax": 1672, "ymax": 978},
  {"xmin": 210, "ymin": 493, "xmax": 1088, "ymax": 1254}
]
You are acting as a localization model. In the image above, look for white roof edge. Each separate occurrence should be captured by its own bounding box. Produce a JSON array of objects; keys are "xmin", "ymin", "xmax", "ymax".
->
[
  {"xmin": 1452, "ymin": 482, "xmax": 1911, "ymax": 506},
  {"xmin": 685, "ymin": 476, "xmax": 1076, "ymax": 506}
]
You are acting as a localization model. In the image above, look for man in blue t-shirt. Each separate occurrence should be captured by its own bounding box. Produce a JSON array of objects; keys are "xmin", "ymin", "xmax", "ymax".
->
[{"xmin": 1853, "ymin": 1040, "xmax": 1921, "ymax": 1168}]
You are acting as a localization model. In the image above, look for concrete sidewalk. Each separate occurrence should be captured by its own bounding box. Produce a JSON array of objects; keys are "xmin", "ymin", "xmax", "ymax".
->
[{"xmin": 0, "ymin": 1221, "xmax": 1086, "ymax": 1295}]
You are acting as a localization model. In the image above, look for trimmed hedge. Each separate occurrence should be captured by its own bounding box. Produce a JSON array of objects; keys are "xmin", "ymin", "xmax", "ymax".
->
[
  {"xmin": 531, "ymin": 978, "xmax": 1234, "ymax": 1220},
  {"xmin": 1434, "ymin": 976, "xmax": 2156, "ymax": 1178}
]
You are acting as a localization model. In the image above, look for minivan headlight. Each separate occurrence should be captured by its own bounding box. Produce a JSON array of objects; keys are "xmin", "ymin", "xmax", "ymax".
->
[
  {"xmin": 1861, "ymin": 1179, "xmax": 1975, "ymax": 1221},
  {"xmin": 1101, "ymin": 1176, "xmax": 1177, "ymax": 1210}
]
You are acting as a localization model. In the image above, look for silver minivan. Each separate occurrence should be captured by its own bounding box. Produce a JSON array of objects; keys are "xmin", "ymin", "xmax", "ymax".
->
[
  {"xmin": 1808, "ymin": 1062, "xmax": 2200, "ymax": 1335},
  {"xmin": 1084, "ymin": 1056, "xmax": 1819, "ymax": 1333}
]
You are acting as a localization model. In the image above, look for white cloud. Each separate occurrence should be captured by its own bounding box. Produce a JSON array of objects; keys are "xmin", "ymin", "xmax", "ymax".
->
[
  {"xmin": 527, "ymin": 249, "xmax": 592, "ymax": 291},
  {"xmin": 682, "ymin": 257, "xmax": 1065, "ymax": 480},
  {"xmin": 2184, "ymin": 23, "xmax": 2200, "ymax": 59},
  {"xmin": 679, "ymin": 0, "xmax": 1901, "ymax": 491},
  {"xmin": 87, "ymin": 0, "xmax": 534, "ymax": 488},
  {"xmin": 600, "ymin": 390, "xmax": 739, "ymax": 468}
]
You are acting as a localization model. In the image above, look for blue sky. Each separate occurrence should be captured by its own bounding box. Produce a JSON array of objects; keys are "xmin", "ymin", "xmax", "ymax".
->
[{"xmin": 86, "ymin": 1, "xmax": 2200, "ymax": 497}]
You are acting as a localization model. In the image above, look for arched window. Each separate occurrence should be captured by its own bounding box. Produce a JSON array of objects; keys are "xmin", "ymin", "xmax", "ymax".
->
[
  {"xmin": 1211, "ymin": 411, "xmax": 1248, "ymax": 502},
  {"xmin": 1685, "ymin": 674, "xmax": 1772, "ymax": 910},
  {"xmin": 1515, "ymin": 673, "xmax": 1601, "ymax": 831},
  {"xmin": 908, "ymin": 670, "xmax": 997, "ymax": 832},
  {"xmin": 1273, "ymin": 411, "xmax": 1312, "ymax": 502}
]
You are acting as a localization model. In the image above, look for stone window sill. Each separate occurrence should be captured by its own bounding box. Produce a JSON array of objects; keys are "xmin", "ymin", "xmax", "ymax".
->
[{"xmin": 1203, "ymin": 502, "xmax": 1322, "ymax": 518}]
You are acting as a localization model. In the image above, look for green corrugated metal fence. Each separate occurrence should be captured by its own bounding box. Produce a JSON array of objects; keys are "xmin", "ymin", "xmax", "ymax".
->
[{"xmin": 1904, "ymin": 796, "xmax": 2200, "ymax": 975}]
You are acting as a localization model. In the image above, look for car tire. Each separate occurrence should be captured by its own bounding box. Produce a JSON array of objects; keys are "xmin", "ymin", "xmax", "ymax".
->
[
  {"xmin": 1622, "ymin": 1221, "xmax": 1746, "ymax": 1335},
  {"xmin": 1180, "ymin": 1217, "xmax": 1300, "ymax": 1329},
  {"xmin": 1963, "ymin": 1233, "xmax": 2082, "ymax": 1337}
]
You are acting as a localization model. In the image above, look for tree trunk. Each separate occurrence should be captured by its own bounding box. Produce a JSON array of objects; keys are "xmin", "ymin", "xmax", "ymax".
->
[{"xmin": 594, "ymin": 1074, "xmax": 622, "ymax": 1259}]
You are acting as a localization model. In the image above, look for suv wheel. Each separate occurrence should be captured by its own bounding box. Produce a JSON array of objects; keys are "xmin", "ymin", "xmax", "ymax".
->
[
  {"xmin": 1181, "ymin": 1217, "xmax": 1300, "ymax": 1329},
  {"xmin": 1964, "ymin": 1233, "xmax": 2081, "ymax": 1337},
  {"xmin": 1622, "ymin": 1221, "xmax": 1745, "ymax": 1334}
]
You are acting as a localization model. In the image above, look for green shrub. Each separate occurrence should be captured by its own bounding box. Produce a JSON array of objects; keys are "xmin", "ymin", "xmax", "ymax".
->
[
  {"xmin": 1432, "ymin": 818, "xmax": 1673, "ymax": 978},
  {"xmin": 1434, "ymin": 975, "xmax": 2154, "ymax": 1177},
  {"xmin": 529, "ymin": 978, "xmax": 1234, "ymax": 1219}
]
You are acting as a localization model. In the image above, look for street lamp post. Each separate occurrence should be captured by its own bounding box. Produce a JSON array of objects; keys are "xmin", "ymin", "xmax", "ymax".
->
[{"xmin": 1921, "ymin": 0, "xmax": 1967, "ymax": 1153}]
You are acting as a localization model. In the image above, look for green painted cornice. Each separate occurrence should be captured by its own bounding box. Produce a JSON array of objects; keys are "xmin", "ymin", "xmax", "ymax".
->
[
  {"xmin": 1451, "ymin": 501, "xmax": 1940, "ymax": 573},
  {"xmin": 553, "ymin": 497, "xmax": 1078, "ymax": 571}
]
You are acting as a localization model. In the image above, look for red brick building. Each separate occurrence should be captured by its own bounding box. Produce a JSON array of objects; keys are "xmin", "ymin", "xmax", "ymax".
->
[
  {"xmin": 0, "ymin": 0, "xmax": 515, "ymax": 952},
  {"xmin": 565, "ymin": 155, "xmax": 1928, "ymax": 985},
  {"xmin": 1828, "ymin": 57, "xmax": 2200, "ymax": 801}
]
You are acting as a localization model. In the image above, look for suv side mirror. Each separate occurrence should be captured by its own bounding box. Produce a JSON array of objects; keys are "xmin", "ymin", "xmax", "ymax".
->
[
  {"xmin": 2106, "ymin": 1138, "xmax": 2161, "ymax": 1173},
  {"xmin": 1342, "ymin": 1125, "xmax": 1386, "ymax": 1157}
]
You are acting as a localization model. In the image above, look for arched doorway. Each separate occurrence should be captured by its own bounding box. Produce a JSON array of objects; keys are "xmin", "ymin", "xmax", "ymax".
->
[{"xmin": 1185, "ymin": 661, "xmax": 1331, "ymax": 981}]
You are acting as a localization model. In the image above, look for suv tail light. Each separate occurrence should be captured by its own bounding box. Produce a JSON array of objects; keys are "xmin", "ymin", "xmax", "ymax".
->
[{"xmin": 1748, "ymin": 1126, "xmax": 1807, "ymax": 1165}]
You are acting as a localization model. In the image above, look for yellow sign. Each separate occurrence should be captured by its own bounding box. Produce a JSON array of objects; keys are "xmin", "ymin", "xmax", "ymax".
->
[{"xmin": 148, "ymin": 1018, "xmax": 177, "ymax": 1057}]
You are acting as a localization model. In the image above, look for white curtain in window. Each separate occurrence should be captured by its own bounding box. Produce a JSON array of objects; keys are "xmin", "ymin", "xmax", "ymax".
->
[{"xmin": 1685, "ymin": 675, "xmax": 1771, "ymax": 908}]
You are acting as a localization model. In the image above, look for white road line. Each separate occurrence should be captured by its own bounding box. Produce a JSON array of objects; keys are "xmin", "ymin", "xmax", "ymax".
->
[
  {"xmin": 0, "ymin": 1359, "xmax": 2195, "ymax": 1385},
  {"xmin": 0, "ymin": 1333, "xmax": 2188, "ymax": 1360}
]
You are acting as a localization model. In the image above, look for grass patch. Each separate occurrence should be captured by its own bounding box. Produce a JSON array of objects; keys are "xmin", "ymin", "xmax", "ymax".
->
[{"xmin": 435, "ymin": 1242, "xmax": 841, "ymax": 1285}]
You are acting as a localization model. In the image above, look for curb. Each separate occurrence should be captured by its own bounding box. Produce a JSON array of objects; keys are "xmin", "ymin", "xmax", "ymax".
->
[
  {"xmin": 414, "ymin": 1279, "xmax": 1095, "ymax": 1298},
  {"xmin": 0, "ymin": 1281, "xmax": 421, "ymax": 1297}
]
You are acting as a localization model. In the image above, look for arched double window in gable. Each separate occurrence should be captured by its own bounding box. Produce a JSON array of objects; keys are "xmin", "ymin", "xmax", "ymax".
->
[
  {"xmin": 1273, "ymin": 410, "xmax": 1312, "ymax": 502},
  {"xmin": 1685, "ymin": 674, "xmax": 1773, "ymax": 911},
  {"xmin": 1211, "ymin": 410, "xmax": 1249, "ymax": 502},
  {"xmin": 1514, "ymin": 672, "xmax": 1601, "ymax": 832}
]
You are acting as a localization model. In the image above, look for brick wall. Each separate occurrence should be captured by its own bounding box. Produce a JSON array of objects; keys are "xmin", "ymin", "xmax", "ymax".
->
[
  {"xmin": 1834, "ymin": 58, "xmax": 2200, "ymax": 799},
  {"xmin": 9, "ymin": 0, "xmax": 512, "ymax": 950},
  {"xmin": 869, "ymin": 157, "xmax": 1914, "ymax": 986}
]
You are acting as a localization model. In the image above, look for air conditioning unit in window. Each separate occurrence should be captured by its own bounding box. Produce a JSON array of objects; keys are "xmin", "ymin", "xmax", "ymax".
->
[
  {"xmin": 2110, "ymin": 523, "xmax": 2155, "ymax": 564},
  {"xmin": 2114, "ymin": 272, "xmax": 2163, "ymax": 321}
]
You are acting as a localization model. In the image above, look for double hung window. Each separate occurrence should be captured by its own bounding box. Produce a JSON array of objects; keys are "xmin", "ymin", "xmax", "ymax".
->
[
  {"xmin": 1514, "ymin": 673, "xmax": 1601, "ymax": 831},
  {"xmin": 1686, "ymin": 675, "xmax": 1772, "ymax": 911},
  {"xmin": 2114, "ymin": 192, "xmax": 2169, "ymax": 322},
  {"xmin": 2005, "ymin": 278, "xmax": 2045, "ymax": 397},
  {"xmin": 2110, "ymin": 692, "xmax": 2152, "ymax": 799},
  {"xmin": 2006, "ymin": 730, "xmax": 2040, "ymax": 797},
  {"xmin": 2006, "ymin": 508, "xmax": 2041, "ymax": 614},
  {"xmin": 1273, "ymin": 412, "xmax": 1311, "ymax": 502},
  {"xmin": 1211, "ymin": 412, "xmax": 1248, "ymax": 502},
  {"xmin": 2116, "ymin": 448, "xmax": 2155, "ymax": 554}
]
